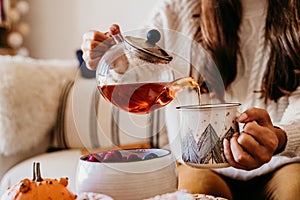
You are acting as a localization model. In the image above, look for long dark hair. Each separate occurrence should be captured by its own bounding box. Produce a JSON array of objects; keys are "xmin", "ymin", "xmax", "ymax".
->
[{"xmin": 194, "ymin": 0, "xmax": 300, "ymax": 102}]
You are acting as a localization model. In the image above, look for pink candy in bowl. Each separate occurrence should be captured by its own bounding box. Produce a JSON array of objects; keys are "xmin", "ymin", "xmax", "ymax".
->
[{"xmin": 75, "ymin": 149, "xmax": 178, "ymax": 200}]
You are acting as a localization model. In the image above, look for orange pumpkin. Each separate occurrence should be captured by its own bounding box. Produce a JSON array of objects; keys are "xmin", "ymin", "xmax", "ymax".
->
[{"xmin": 1, "ymin": 162, "xmax": 77, "ymax": 200}]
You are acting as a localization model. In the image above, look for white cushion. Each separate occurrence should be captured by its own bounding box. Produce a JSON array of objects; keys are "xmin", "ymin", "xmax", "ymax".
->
[
  {"xmin": 0, "ymin": 149, "xmax": 81, "ymax": 196},
  {"xmin": 0, "ymin": 55, "xmax": 78, "ymax": 156}
]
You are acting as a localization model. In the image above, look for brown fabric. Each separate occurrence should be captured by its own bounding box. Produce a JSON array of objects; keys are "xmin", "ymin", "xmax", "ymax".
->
[
  {"xmin": 177, "ymin": 164, "xmax": 232, "ymax": 200},
  {"xmin": 177, "ymin": 163, "xmax": 300, "ymax": 200},
  {"xmin": 265, "ymin": 163, "xmax": 300, "ymax": 200}
]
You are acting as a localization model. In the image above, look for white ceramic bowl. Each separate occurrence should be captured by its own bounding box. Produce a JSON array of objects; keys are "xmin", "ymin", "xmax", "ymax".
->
[{"xmin": 76, "ymin": 149, "xmax": 178, "ymax": 200}]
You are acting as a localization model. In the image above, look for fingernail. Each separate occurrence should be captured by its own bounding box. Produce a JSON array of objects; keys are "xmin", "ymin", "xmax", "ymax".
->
[
  {"xmin": 110, "ymin": 25, "xmax": 117, "ymax": 33},
  {"xmin": 223, "ymin": 138, "xmax": 230, "ymax": 146},
  {"xmin": 238, "ymin": 112, "xmax": 248, "ymax": 121},
  {"xmin": 233, "ymin": 133, "xmax": 239, "ymax": 137}
]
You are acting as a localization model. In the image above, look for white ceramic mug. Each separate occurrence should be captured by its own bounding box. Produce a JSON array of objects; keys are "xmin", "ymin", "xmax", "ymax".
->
[{"xmin": 176, "ymin": 103, "xmax": 241, "ymax": 168}]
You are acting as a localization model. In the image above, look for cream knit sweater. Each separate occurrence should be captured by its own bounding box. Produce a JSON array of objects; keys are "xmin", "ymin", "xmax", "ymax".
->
[{"xmin": 144, "ymin": 0, "xmax": 300, "ymax": 180}]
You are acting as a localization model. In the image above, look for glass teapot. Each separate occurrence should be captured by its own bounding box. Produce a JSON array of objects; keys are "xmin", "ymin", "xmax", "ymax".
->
[{"xmin": 96, "ymin": 29, "xmax": 199, "ymax": 114}]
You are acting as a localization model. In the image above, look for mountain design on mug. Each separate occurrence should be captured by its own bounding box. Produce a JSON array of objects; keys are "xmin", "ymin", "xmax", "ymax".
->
[
  {"xmin": 182, "ymin": 130, "xmax": 200, "ymax": 163},
  {"xmin": 182, "ymin": 124, "xmax": 235, "ymax": 164}
]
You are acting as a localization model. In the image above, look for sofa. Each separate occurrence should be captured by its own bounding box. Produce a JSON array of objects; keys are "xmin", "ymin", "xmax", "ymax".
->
[{"xmin": 0, "ymin": 54, "xmax": 170, "ymax": 196}]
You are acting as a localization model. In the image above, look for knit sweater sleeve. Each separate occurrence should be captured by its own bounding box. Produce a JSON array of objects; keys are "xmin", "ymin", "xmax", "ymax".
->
[
  {"xmin": 144, "ymin": 0, "xmax": 179, "ymax": 29},
  {"xmin": 276, "ymin": 86, "xmax": 300, "ymax": 157},
  {"xmin": 144, "ymin": 0, "xmax": 200, "ymax": 38}
]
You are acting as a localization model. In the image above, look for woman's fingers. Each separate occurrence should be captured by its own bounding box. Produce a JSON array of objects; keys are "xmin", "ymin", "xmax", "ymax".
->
[
  {"xmin": 237, "ymin": 131, "xmax": 272, "ymax": 164},
  {"xmin": 81, "ymin": 24, "xmax": 122, "ymax": 70},
  {"xmin": 236, "ymin": 131, "xmax": 260, "ymax": 155},
  {"xmin": 82, "ymin": 36, "xmax": 113, "ymax": 51},
  {"xmin": 224, "ymin": 125, "xmax": 276, "ymax": 169},
  {"xmin": 242, "ymin": 122, "xmax": 278, "ymax": 153},
  {"xmin": 237, "ymin": 107, "xmax": 272, "ymax": 127},
  {"xmin": 83, "ymin": 30, "xmax": 109, "ymax": 42},
  {"xmin": 225, "ymin": 107, "xmax": 284, "ymax": 170},
  {"xmin": 223, "ymin": 138, "xmax": 247, "ymax": 169},
  {"xmin": 223, "ymin": 134, "xmax": 262, "ymax": 170},
  {"xmin": 82, "ymin": 56, "xmax": 101, "ymax": 71},
  {"xmin": 109, "ymin": 24, "xmax": 121, "ymax": 35},
  {"xmin": 82, "ymin": 42, "xmax": 110, "ymax": 57}
]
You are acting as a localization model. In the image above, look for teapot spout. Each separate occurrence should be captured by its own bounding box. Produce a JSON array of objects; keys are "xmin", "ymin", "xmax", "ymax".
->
[
  {"xmin": 168, "ymin": 77, "xmax": 200, "ymax": 98},
  {"xmin": 153, "ymin": 77, "xmax": 200, "ymax": 109}
]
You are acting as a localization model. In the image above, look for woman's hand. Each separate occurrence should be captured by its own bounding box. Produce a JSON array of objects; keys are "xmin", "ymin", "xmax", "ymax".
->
[
  {"xmin": 81, "ymin": 24, "xmax": 121, "ymax": 70},
  {"xmin": 223, "ymin": 107, "xmax": 287, "ymax": 170}
]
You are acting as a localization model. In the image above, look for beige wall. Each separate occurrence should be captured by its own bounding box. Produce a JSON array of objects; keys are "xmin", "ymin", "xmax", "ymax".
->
[{"xmin": 23, "ymin": 0, "xmax": 159, "ymax": 59}]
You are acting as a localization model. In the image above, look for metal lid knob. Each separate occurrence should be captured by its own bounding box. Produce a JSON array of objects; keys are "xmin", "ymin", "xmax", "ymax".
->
[
  {"xmin": 124, "ymin": 29, "xmax": 173, "ymax": 64},
  {"xmin": 146, "ymin": 29, "xmax": 161, "ymax": 45}
]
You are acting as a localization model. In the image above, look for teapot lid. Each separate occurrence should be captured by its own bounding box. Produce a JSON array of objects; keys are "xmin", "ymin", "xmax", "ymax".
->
[{"xmin": 124, "ymin": 29, "xmax": 173, "ymax": 64}]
